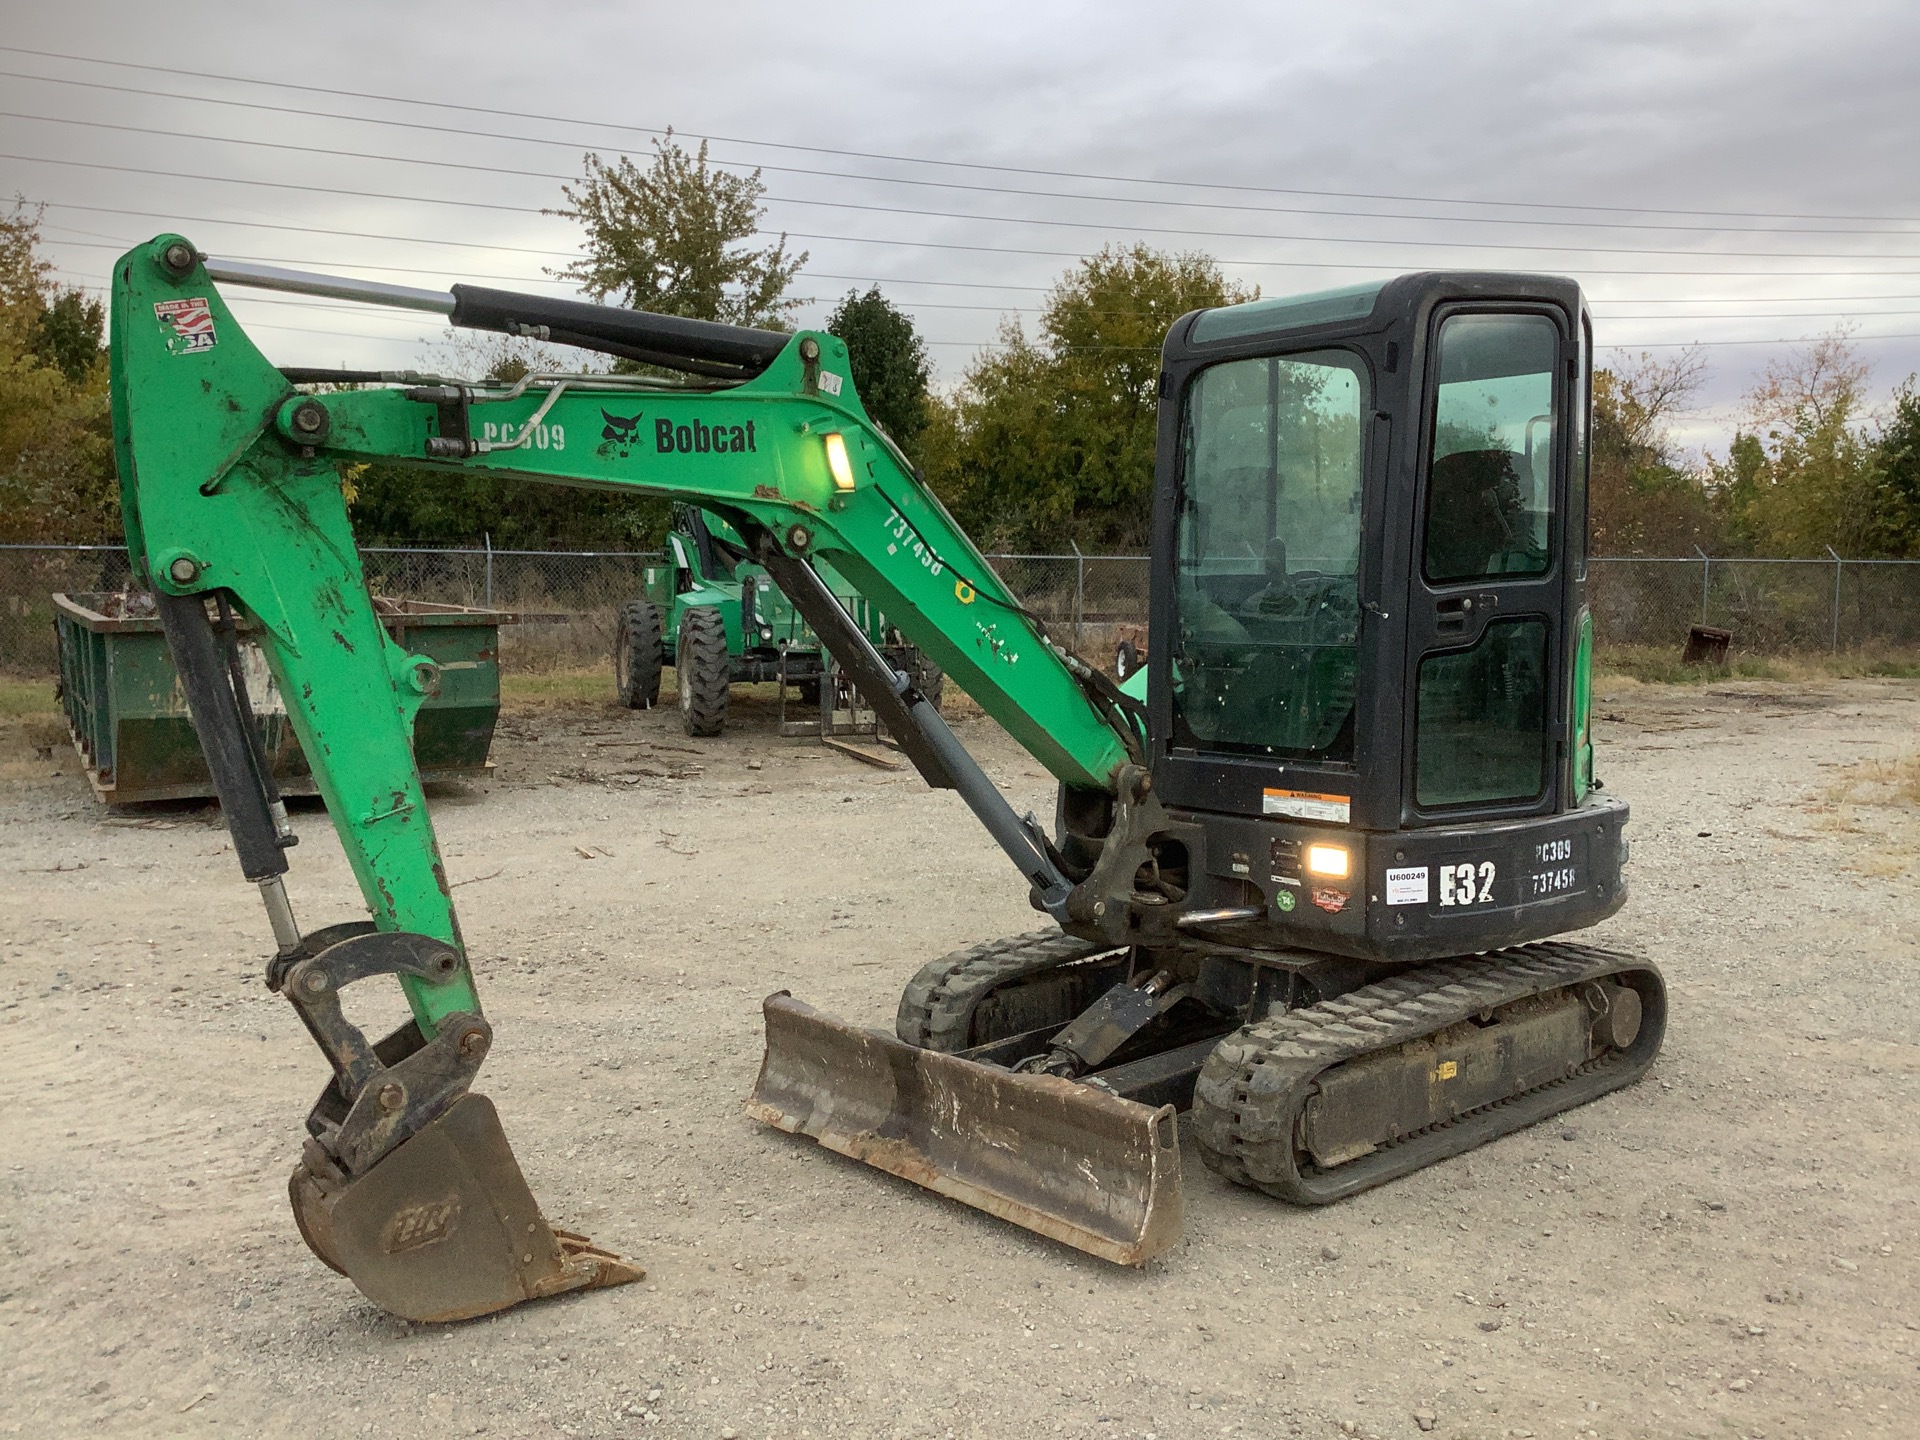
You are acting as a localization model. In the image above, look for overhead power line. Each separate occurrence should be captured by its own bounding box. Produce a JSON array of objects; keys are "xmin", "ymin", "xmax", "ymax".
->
[
  {"xmin": 5, "ymin": 66, "xmax": 1918, "ymax": 240},
  {"xmin": 41, "ymin": 199, "xmax": 1920, "ymax": 310},
  {"xmin": 4, "ymin": 43, "xmax": 1916, "ymax": 228},
  {"xmin": 12, "ymin": 111, "xmax": 1919, "ymax": 264},
  {"xmin": 17, "ymin": 154, "xmax": 1920, "ymax": 280},
  {"xmin": 36, "ymin": 201, "xmax": 1063, "ymax": 293}
]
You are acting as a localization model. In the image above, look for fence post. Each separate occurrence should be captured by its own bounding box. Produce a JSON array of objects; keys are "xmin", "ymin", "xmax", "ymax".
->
[
  {"xmin": 1694, "ymin": 546, "xmax": 1711, "ymax": 626},
  {"xmin": 1826, "ymin": 545, "xmax": 1842, "ymax": 653},
  {"xmin": 484, "ymin": 531, "xmax": 494, "ymax": 609},
  {"xmin": 1071, "ymin": 540, "xmax": 1085, "ymax": 652}
]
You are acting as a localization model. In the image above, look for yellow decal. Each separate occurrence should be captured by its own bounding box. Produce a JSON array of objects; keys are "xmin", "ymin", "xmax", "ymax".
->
[
  {"xmin": 1432, "ymin": 1060, "xmax": 1459, "ymax": 1081},
  {"xmin": 954, "ymin": 580, "xmax": 977, "ymax": 604}
]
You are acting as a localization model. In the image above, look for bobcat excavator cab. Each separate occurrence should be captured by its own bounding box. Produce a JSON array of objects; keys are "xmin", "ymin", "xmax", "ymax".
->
[{"xmin": 108, "ymin": 235, "xmax": 1663, "ymax": 1321}]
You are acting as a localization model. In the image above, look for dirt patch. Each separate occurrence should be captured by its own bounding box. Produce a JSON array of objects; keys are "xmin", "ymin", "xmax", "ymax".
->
[{"xmin": 3, "ymin": 678, "xmax": 1919, "ymax": 1438}]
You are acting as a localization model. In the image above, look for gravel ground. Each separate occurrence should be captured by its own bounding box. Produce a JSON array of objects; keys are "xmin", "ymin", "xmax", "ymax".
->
[{"xmin": 2, "ymin": 676, "xmax": 1917, "ymax": 1440}]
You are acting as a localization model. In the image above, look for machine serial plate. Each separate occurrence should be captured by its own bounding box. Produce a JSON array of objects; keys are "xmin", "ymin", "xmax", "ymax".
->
[{"xmin": 1524, "ymin": 835, "xmax": 1583, "ymax": 900}]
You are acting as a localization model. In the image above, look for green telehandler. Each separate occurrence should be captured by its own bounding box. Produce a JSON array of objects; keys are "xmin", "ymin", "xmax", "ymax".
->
[
  {"xmin": 109, "ymin": 237, "xmax": 1663, "ymax": 1321},
  {"xmin": 616, "ymin": 503, "xmax": 942, "ymax": 736}
]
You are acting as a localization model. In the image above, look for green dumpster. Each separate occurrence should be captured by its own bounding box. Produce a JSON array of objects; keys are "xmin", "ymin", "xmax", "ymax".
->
[{"xmin": 53, "ymin": 592, "xmax": 502, "ymax": 804}]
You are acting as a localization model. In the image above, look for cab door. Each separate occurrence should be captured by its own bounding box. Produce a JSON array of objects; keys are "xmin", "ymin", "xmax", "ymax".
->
[{"xmin": 1403, "ymin": 306, "xmax": 1574, "ymax": 825}]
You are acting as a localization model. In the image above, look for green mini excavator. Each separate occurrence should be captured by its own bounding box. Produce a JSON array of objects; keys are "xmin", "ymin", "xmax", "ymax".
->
[{"xmin": 108, "ymin": 236, "xmax": 1664, "ymax": 1321}]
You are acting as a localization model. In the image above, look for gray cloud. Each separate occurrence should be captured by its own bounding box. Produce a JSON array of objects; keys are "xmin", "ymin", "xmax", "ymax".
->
[{"xmin": 4, "ymin": 0, "xmax": 1917, "ymax": 451}]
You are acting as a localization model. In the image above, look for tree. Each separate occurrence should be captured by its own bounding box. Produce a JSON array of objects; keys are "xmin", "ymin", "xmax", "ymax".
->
[
  {"xmin": 1712, "ymin": 331, "xmax": 1901, "ymax": 556},
  {"xmin": 1875, "ymin": 378, "xmax": 1920, "ymax": 557},
  {"xmin": 354, "ymin": 132, "xmax": 814, "ymax": 550},
  {"xmin": 1587, "ymin": 347, "xmax": 1722, "ymax": 555},
  {"xmin": 550, "ymin": 134, "xmax": 805, "ymax": 328},
  {"xmin": 36, "ymin": 288, "xmax": 105, "ymax": 384},
  {"xmin": 0, "ymin": 200, "xmax": 114, "ymax": 543},
  {"xmin": 826, "ymin": 287, "xmax": 931, "ymax": 462},
  {"xmin": 924, "ymin": 245, "xmax": 1255, "ymax": 550}
]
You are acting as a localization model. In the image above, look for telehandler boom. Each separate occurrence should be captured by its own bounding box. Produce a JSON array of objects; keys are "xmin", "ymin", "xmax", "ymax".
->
[{"xmin": 109, "ymin": 235, "xmax": 1663, "ymax": 1321}]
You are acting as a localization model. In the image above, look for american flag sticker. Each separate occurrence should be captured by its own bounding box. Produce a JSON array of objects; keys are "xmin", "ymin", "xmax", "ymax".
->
[{"xmin": 154, "ymin": 297, "xmax": 217, "ymax": 355}]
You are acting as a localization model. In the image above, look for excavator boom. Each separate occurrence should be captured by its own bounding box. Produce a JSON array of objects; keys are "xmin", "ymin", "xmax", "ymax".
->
[{"xmin": 109, "ymin": 237, "xmax": 1167, "ymax": 1316}]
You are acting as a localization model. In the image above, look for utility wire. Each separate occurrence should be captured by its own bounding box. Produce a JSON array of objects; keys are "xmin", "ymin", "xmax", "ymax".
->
[
  {"xmin": 49, "ymin": 261, "xmax": 1913, "ymax": 353},
  {"xmin": 45, "ymin": 203, "xmax": 1920, "ymax": 306},
  {"xmin": 38, "ymin": 200, "xmax": 1063, "ymax": 293},
  {"xmin": 10, "ymin": 111, "xmax": 1920, "ymax": 264},
  {"xmin": 79, "ymin": 275, "xmax": 1910, "ymax": 330},
  {"xmin": 5, "ymin": 43, "xmax": 1915, "ymax": 226},
  {"xmin": 5, "ymin": 67, "xmax": 1917, "ymax": 239},
  {"xmin": 18, "ymin": 157, "xmax": 1920, "ymax": 280}
]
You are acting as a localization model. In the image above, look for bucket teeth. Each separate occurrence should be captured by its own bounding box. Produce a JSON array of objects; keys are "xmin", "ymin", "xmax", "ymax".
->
[
  {"xmin": 748, "ymin": 991, "xmax": 1183, "ymax": 1266},
  {"xmin": 290, "ymin": 1092, "xmax": 642, "ymax": 1322}
]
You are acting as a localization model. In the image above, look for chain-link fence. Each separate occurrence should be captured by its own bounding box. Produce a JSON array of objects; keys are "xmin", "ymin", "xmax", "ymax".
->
[
  {"xmin": 2, "ymin": 543, "xmax": 1915, "ymax": 677},
  {"xmin": 982, "ymin": 553, "xmax": 1154, "ymax": 659},
  {"xmin": 0, "ymin": 544, "xmax": 667, "ymax": 676},
  {"xmin": 356, "ymin": 546, "xmax": 666, "ymax": 670},
  {"xmin": 1590, "ymin": 555, "xmax": 1920, "ymax": 653}
]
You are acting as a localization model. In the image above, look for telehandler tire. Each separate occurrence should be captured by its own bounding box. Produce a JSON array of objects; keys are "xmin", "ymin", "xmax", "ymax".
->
[
  {"xmin": 615, "ymin": 599, "xmax": 663, "ymax": 709},
  {"xmin": 906, "ymin": 650, "xmax": 945, "ymax": 713},
  {"xmin": 677, "ymin": 606, "xmax": 731, "ymax": 737}
]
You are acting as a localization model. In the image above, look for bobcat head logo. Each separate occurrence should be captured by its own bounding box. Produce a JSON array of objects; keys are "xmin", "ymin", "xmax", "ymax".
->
[{"xmin": 598, "ymin": 409, "xmax": 644, "ymax": 459}]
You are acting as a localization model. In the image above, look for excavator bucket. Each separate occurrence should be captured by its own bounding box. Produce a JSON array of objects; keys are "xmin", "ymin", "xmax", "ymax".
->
[
  {"xmin": 747, "ymin": 993, "xmax": 1183, "ymax": 1265},
  {"xmin": 289, "ymin": 1093, "xmax": 643, "ymax": 1323}
]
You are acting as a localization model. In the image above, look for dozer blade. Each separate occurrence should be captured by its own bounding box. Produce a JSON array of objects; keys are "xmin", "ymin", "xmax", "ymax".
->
[
  {"xmin": 289, "ymin": 1092, "xmax": 643, "ymax": 1322},
  {"xmin": 747, "ymin": 992, "xmax": 1183, "ymax": 1265}
]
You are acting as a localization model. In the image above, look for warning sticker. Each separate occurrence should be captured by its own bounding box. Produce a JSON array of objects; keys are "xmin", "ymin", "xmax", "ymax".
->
[
  {"xmin": 818, "ymin": 370, "xmax": 844, "ymax": 396},
  {"xmin": 1261, "ymin": 787, "xmax": 1351, "ymax": 824},
  {"xmin": 154, "ymin": 297, "xmax": 217, "ymax": 355},
  {"xmin": 1385, "ymin": 865, "xmax": 1430, "ymax": 906}
]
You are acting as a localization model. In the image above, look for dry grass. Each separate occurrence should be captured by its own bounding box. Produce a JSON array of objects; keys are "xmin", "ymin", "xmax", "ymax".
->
[
  {"xmin": 1596, "ymin": 645, "xmax": 1920, "ymax": 686},
  {"xmin": 0, "ymin": 677, "xmax": 59, "ymax": 720},
  {"xmin": 1828, "ymin": 752, "xmax": 1920, "ymax": 809},
  {"xmin": 498, "ymin": 667, "xmax": 618, "ymax": 710},
  {"xmin": 1817, "ymin": 752, "xmax": 1920, "ymax": 877}
]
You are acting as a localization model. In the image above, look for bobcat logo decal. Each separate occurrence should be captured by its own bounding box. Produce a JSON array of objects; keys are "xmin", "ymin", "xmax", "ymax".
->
[{"xmin": 598, "ymin": 409, "xmax": 645, "ymax": 459}]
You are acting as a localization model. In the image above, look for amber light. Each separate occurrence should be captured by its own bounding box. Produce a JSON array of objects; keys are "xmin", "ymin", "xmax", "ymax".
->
[{"xmin": 1305, "ymin": 844, "xmax": 1350, "ymax": 879}]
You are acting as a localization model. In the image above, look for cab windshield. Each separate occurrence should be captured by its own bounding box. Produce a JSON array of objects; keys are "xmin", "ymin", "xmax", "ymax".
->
[{"xmin": 1171, "ymin": 349, "xmax": 1368, "ymax": 760}]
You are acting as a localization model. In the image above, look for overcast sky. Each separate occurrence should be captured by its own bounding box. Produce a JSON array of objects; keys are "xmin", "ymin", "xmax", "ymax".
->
[{"xmin": 6, "ymin": 0, "xmax": 1919, "ymax": 454}]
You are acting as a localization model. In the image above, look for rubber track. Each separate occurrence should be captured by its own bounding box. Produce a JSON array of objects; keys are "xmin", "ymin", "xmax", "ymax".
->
[
  {"xmin": 1190, "ymin": 941, "xmax": 1665, "ymax": 1205},
  {"xmin": 895, "ymin": 929, "xmax": 1108, "ymax": 1051}
]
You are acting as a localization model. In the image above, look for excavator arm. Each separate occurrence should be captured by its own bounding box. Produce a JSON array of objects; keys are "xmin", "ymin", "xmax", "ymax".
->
[{"xmin": 110, "ymin": 236, "xmax": 1167, "ymax": 1317}]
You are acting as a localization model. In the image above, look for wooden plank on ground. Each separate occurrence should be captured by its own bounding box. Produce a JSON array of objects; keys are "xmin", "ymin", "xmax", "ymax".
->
[{"xmin": 821, "ymin": 736, "xmax": 904, "ymax": 770}]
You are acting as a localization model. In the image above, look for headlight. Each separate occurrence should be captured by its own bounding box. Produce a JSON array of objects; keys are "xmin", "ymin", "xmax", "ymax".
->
[
  {"xmin": 823, "ymin": 432, "xmax": 856, "ymax": 491},
  {"xmin": 1305, "ymin": 843, "xmax": 1350, "ymax": 879}
]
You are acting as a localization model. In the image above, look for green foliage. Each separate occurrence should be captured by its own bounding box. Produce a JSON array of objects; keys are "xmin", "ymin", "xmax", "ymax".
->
[
  {"xmin": 550, "ymin": 134, "xmax": 805, "ymax": 329},
  {"xmin": 1875, "ymin": 378, "xmax": 1920, "ymax": 557},
  {"xmin": 35, "ymin": 288, "xmax": 105, "ymax": 384},
  {"xmin": 1587, "ymin": 349, "xmax": 1723, "ymax": 555},
  {"xmin": 1712, "ymin": 333, "xmax": 1915, "ymax": 557},
  {"xmin": 345, "ymin": 467, "xmax": 664, "ymax": 551},
  {"xmin": 0, "ymin": 199, "xmax": 115, "ymax": 543},
  {"xmin": 353, "ymin": 132, "xmax": 817, "ymax": 550},
  {"xmin": 923, "ymin": 245, "xmax": 1255, "ymax": 550},
  {"xmin": 826, "ymin": 287, "xmax": 931, "ymax": 462}
]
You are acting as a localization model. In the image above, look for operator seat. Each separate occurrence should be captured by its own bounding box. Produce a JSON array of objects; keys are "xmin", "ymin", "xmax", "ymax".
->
[{"xmin": 1425, "ymin": 449, "xmax": 1527, "ymax": 582}]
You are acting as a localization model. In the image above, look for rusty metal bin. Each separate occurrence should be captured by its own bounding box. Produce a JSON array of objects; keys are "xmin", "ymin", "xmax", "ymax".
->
[{"xmin": 53, "ymin": 592, "xmax": 502, "ymax": 804}]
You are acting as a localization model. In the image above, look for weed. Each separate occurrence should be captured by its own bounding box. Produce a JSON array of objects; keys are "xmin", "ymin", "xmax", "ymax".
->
[
  {"xmin": 1595, "ymin": 646, "xmax": 1920, "ymax": 686},
  {"xmin": 0, "ymin": 677, "xmax": 60, "ymax": 719}
]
